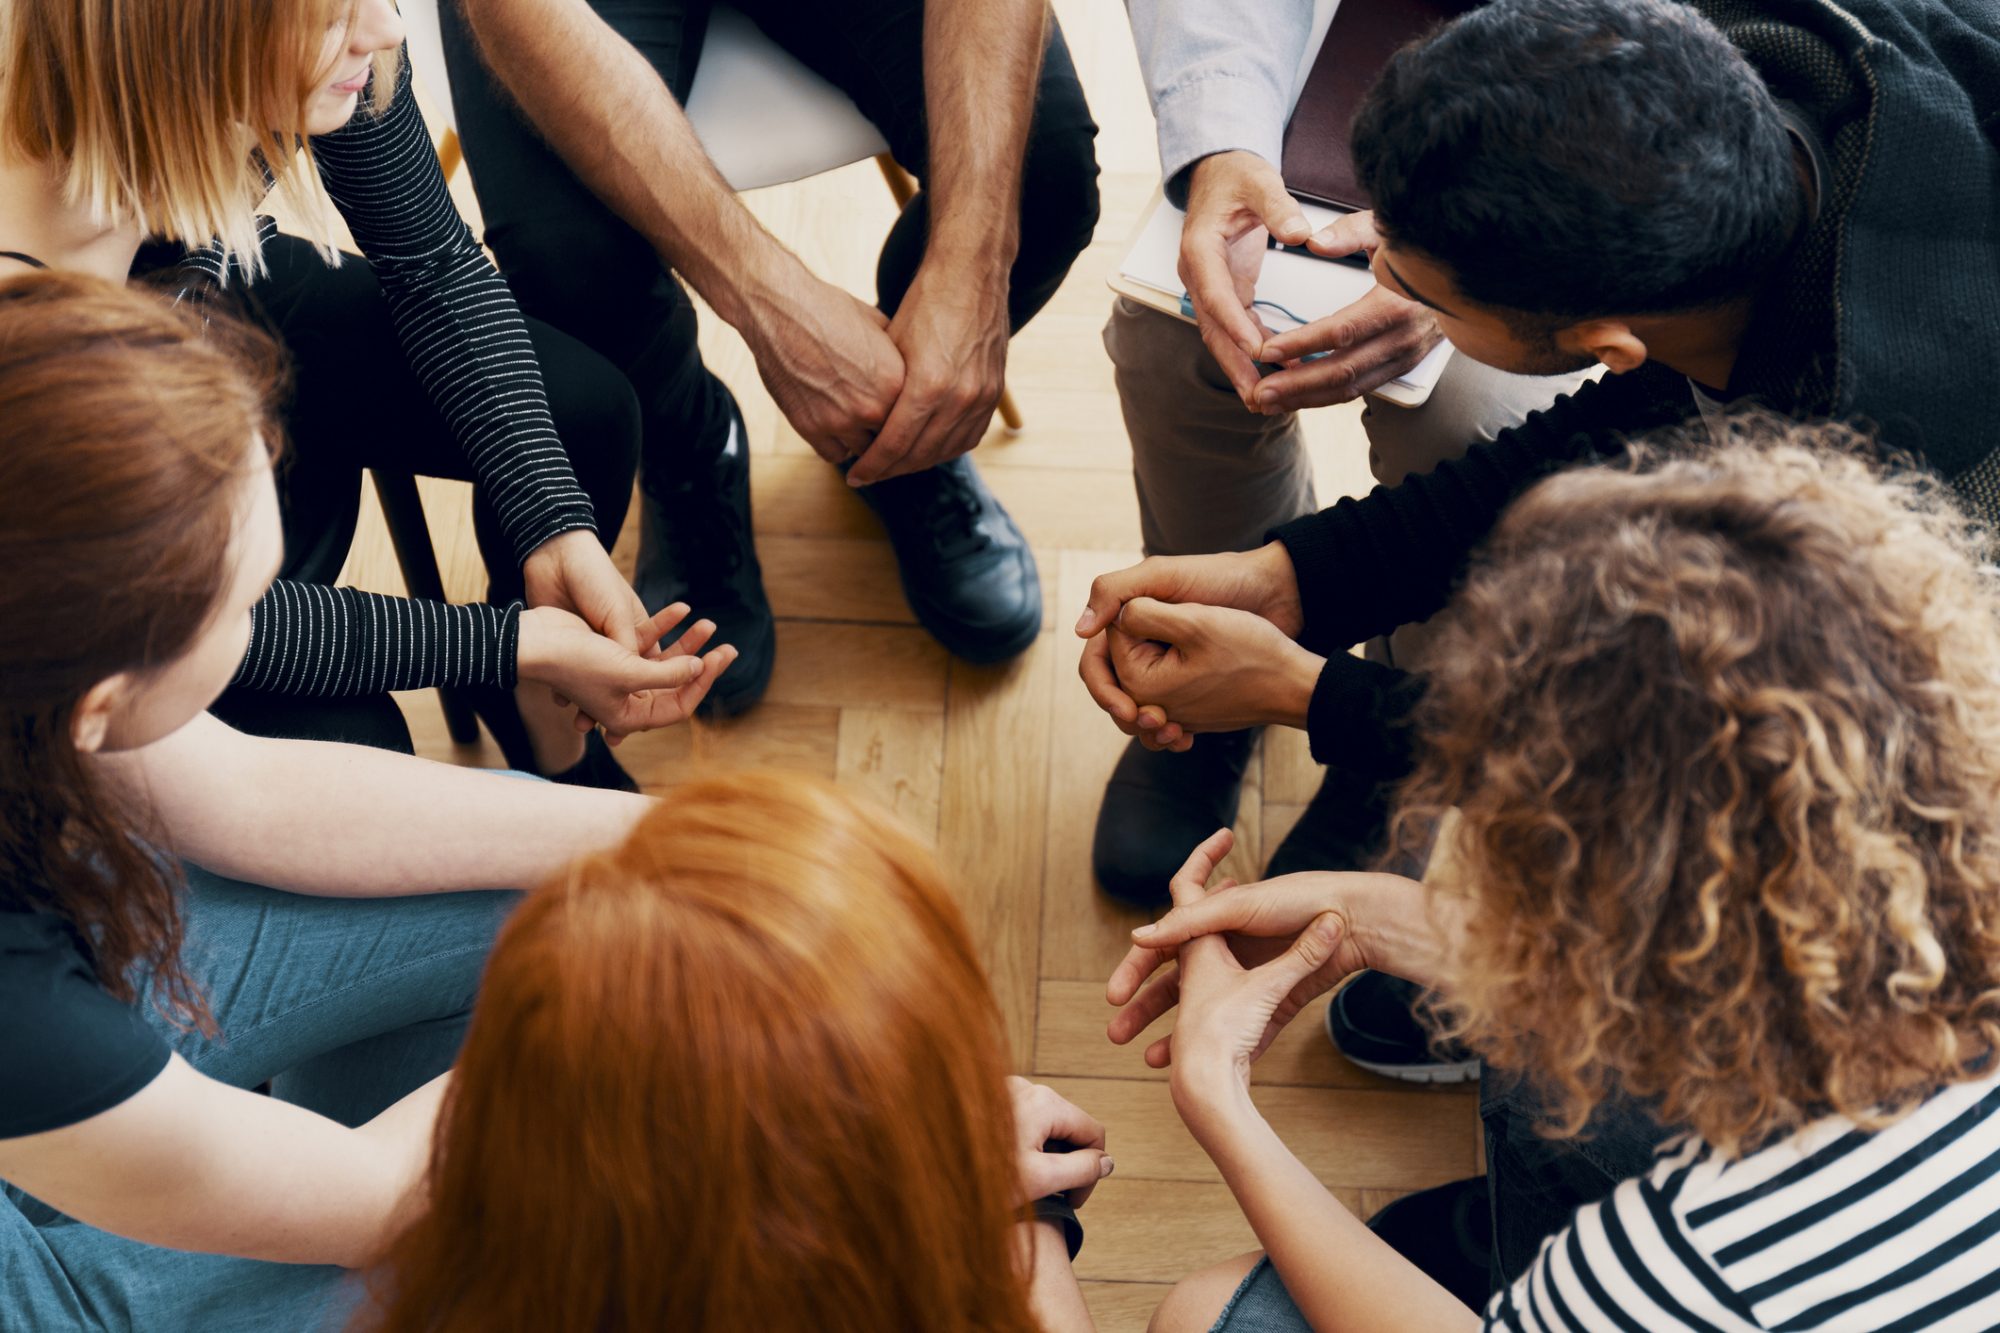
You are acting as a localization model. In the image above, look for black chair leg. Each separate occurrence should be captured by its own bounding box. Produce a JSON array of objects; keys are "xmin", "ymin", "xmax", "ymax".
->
[{"xmin": 370, "ymin": 470, "xmax": 484, "ymax": 746}]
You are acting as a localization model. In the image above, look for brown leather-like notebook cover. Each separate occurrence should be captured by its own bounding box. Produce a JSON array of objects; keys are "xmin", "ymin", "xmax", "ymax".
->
[{"xmin": 1281, "ymin": 0, "xmax": 1482, "ymax": 210}]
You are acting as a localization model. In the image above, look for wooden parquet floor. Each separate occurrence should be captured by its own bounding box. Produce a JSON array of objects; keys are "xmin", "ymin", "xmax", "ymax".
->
[{"xmin": 332, "ymin": 12, "xmax": 1483, "ymax": 1323}]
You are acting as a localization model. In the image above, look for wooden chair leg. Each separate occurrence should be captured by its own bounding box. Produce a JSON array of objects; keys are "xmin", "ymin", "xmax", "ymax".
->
[
  {"xmin": 437, "ymin": 127, "xmax": 464, "ymax": 184},
  {"xmin": 370, "ymin": 471, "xmax": 483, "ymax": 746},
  {"xmin": 874, "ymin": 154, "xmax": 1027, "ymax": 435}
]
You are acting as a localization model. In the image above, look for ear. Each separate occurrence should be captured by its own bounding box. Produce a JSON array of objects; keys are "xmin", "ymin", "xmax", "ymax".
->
[
  {"xmin": 71, "ymin": 674, "xmax": 133, "ymax": 754},
  {"xmin": 1558, "ymin": 320, "xmax": 1650, "ymax": 375}
]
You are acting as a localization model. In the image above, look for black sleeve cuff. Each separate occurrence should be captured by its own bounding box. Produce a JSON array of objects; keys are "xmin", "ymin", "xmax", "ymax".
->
[
  {"xmin": 1272, "ymin": 509, "xmax": 1353, "ymax": 659},
  {"xmin": 1304, "ymin": 653, "xmax": 1424, "ymax": 779}
]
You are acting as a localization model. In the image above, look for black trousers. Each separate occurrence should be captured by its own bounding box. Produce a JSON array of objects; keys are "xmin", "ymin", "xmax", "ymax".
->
[
  {"xmin": 206, "ymin": 232, "xmax": 643, "ymax": 751},
  {"xmin": 437, "ymin": 0, "xmax": 1101, "ymax": 487}
]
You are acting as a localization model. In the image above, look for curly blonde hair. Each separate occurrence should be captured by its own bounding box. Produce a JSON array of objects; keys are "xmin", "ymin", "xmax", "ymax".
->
[{"xmin": 1401, "ymin": 418, "xmax": 2000, "ymax": 1154}]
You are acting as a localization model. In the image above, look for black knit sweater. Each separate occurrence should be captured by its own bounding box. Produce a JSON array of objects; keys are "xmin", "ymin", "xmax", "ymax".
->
[{"xmin": 1276, "ymin": 0, "xmax": 2000, "ymax": 773}]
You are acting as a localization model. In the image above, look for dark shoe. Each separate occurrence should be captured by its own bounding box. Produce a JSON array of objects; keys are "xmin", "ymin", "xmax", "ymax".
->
[
  {"xmin": 635, "ymin": 393, "xmax": 775, "ymax": 716},
  {"xmin": 466, "ymin": 687, "xmax": 639, "ymax": 793},
  {"xmin": 1327, "ymin": 971, "xmax": 1480, "ymax": 1084},
  {"xmin": 1092, "ymin": 730, "xmax": 1259, "ymax": 908},
  {"xmin": 1367, "ymin": 1177, "xmax": 1492, "ymax": 1311},
  {"xmin": 1264, "ymin": 763, "xmax": 1399, "ymax": 878},
  {"xmin": 548, "ymin": 730, "xmax": 640, "ymax": 794},
  {"xmin": 852, "ymin": 456, "xmax": 1040, "ymax": 663}
]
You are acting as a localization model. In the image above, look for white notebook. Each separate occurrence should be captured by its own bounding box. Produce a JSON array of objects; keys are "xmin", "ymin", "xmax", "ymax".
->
[{"xmin": 1109, "ymin": 189, "xmax": 1452, "ymax": 408}]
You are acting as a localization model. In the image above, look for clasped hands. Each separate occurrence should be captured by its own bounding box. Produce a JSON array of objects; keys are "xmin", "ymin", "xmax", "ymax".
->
[{"xmin": 1075, "ymin": 540, "xmax": 1325, "ymax": 752}]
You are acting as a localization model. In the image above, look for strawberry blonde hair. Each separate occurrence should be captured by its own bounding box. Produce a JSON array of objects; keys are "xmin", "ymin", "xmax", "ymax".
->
[
  {"xmin": 3, "ymin": 0, "xmax": 397, "ymax": 271},
  {"xmin": 366, "ymin": 772, "xmax": 1040, "ymax": 1333},
  {"xmin": 1402, "ymin": 420, "xmax": 2000, "ymax": 1154}
]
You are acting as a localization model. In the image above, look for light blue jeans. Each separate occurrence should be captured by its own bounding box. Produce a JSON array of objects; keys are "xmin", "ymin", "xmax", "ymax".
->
[{"xmin": 0, "ymin": 863, "xmax": 520, "ymax": 1332}]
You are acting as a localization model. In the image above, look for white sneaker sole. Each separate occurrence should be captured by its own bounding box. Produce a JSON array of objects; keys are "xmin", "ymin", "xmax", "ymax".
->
[{"xmin": 1325, "ymin": 1005, "xmax": 1482, "ymax": 1084}]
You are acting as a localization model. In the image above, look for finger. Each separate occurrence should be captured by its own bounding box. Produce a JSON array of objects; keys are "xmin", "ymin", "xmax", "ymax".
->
[
  {"xmin": 1168, "ymin": 827, "xmax": 1237, "ymax": 908},
  {"xmin": 1304, "ymin": 207, "xmax": 1380, "ymax": 259},
  {"xmin": 1249, "ymin": 175, "xmax": 1312, "ymax": 247},
  {"xmin": 846, "ymin": 393, "xmax": 932, "ymax": 487},
  {"xmin": 1197, "ymin": 315, "xmax": 1267, "ymax": 404},
  {"xmin": 1181, "ymin": 233, "xmax": 1269, "ymax": 361},
  {"xmin": 1029, "ymin": 1148, "xmax": 1115, "ymax": 1203},
  {"xmin": 642, "ymin": 602, "xmax": 694, "ymax": 646},
  {"xmin": 1258, "ymin": 288, "xmax": 1407, "ymax": 364},
  {"xmin": 664, "ymin": 618, "xmax": 718, "ymax": 660},
  {"xmin": 1143, "ymin": 1032, "xmax": 1173, "ymax": 1069},
  {"xmin": 1256, "ymin": 913, "xmax": 1348, "ymax": 995},
  {"xmin": 1107, "ymin": 968, "xmax": 1183, "ymax": 1046},
  {"xmin": 1076, "ymin": 561, "xmax": 1172, "ymax": 637},
  {"xmin": 1105, "ymin": 939, "xmax": 1172, "ymax": 1008},
  {"xmin": 1253, "ymin": 332, "xmax": 1435, "ymax": 413},
  {"xmin": 1078, "ymin": 634, "xmax": 1141, "ymax": 728},
  {"xmin": 1116, "ymin": 596, "xmax": 1202, "ymax": 645},
  {"xmin": 1130, "ymin": 891, "xmax": 1260, "ymax": 951},
  {"xmin": 1033, "ymin": 1087, "xmax": 1108, "ymax": 1153}
]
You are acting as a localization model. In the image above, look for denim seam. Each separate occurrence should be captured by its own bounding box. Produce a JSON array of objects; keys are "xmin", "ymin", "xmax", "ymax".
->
[{"xmin": 219, "ymin": 941, "xmax": 493, "ymax": 1047}]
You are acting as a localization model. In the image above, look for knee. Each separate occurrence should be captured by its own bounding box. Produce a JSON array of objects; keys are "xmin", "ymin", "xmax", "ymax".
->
[
  {"xmin": 1020, "ymin": 119, "xmax": 1102, "ymax": 272},
  {"xmin": 1150, "ymin": 1251, "xmax": 1264, "ymax": 1333}
]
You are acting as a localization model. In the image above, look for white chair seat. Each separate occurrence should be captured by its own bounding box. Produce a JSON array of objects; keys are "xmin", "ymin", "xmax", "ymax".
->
[
  {"xmin": 686, "ymin": 6, "xmax": 891, "ymax": 191},
  {"xmin": 398, "ymin": 1, "xmax": 890, "ymax": 193}
]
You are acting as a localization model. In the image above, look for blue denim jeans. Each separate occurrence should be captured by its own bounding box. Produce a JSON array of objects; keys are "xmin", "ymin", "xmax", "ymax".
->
[{"xmin": 1, "ymin": 864, "xmax": 520, "ymax": 1332}]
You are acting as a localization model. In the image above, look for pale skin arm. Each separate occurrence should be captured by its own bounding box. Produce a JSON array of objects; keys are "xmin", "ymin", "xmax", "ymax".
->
[
  {"xmin": 0, "ymin": 1056, "xmax": 442, "ymax": 1268},
  {"xmin": 92, "ymin": 713, "xmax": 650, "ymax": 896},
  {"xmin": 845, "ymin": 0, "xmax": 1048, "ymax": 485},
  {"xmin": 1134, "ymin": 835, "xmax": 1478, "ymax": 1331},
  {"xmin": 456, "ymin": 0, "xmax": 903, "ymax": 461}
]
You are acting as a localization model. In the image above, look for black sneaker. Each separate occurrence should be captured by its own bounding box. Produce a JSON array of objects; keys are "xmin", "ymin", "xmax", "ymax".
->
[
  {"xmin": 1092, "ymin": 730, "xmax": 1259, "ymax": 908},
  {"xmin": 634, "ymin": 393, "xmax": 775, "ymax": 716},
  {"xmin": 851, "ymin": 456, "xmax": 1040, "ymax": 664},
  {"xmin": 1328, "ymin": 971, "xmax": 1480, "ymax": 1084},
  {"xmin": 1367, "ymin": 1177, "xmax": 1492, "ymax": 1311}
]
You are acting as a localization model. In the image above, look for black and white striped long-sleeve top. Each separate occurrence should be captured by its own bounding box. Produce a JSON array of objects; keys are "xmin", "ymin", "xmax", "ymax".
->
[
  {"xmin": 1485, "ymin": 1063, "xmax": 2000, "ymax": 1331},
  {"xmin": 192, "ymin": 54, "xmax": 595, "ymax": 697}
]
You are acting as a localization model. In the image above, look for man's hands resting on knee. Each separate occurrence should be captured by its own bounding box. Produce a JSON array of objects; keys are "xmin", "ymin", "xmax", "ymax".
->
[{"xmin": 1074, "ymin": 541, "xmax": 1317, "ymax": 750}]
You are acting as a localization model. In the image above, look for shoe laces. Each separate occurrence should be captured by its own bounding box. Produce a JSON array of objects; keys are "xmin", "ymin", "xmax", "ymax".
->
[{"xmin": 918, "ymin": 466, "xmax": 990, "ymax": 560}]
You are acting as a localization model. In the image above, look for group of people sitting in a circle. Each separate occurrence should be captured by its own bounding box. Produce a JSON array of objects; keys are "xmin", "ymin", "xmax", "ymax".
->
[{"xmin": 4, "ymin": 0, "xmax": 1999, "ymax": 1329}]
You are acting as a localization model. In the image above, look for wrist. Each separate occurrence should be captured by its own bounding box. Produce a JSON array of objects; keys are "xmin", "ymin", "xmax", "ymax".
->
[
  {"xmin": 1170, "ymin": 1060, "xmax": 1259, "ymax": 1143},
  {"xmin": 921, "ymin": 226, "xmax": 1019, "ymax": 290},
  {"xmin": 514, "ymin": 606, "xmax": 554, "ymax": 678},
  {"xmin": 717, "ymin": 239, "xmax": 816, "ymax": 339},
  {"xmin": 1267, "ymin": 648, "xmax": 1326, "ymax": 730},
  {"xmin": 1250, "ymin": 541, "xmax": 1303, "ymax": 636}
]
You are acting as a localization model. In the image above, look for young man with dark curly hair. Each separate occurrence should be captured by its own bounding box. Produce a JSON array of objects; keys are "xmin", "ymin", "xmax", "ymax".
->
[{"xmin": 1120, "ymin": 426, "xmax": 2000, "ymax": 1330}]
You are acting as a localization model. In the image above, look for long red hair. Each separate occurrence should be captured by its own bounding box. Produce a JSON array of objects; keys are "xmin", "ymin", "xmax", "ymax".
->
[{"xmin": 366, "ymin": 772, "xmax": 1039, "ymax": 1332}]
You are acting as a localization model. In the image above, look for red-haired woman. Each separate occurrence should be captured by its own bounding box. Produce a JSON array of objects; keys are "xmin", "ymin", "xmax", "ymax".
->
[
  {"xmin": 365, "ymin": 772, "xmax": 1110, "ymax": 1332},
  {"xmin": 0, "ymin": 270, "xmax": 730, "ymax": 1329}
]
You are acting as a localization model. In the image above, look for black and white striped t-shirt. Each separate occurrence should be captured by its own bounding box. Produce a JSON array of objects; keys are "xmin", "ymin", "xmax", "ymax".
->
[
  {"xmin": 1486, "ymin": 1063, "xmax": 2000, "ymax": 1331},
  {"xmin": 189, "ymin": 52, "xmax": 597, "ymax": 698}
]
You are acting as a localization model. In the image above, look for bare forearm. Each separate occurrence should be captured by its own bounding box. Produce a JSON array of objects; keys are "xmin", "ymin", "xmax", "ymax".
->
[
  {"xmin": 457, "ymin": 0, "xmax": 796, "ymax": 327},
  {"xmin": 1022, "ymin": 1221, "xmax": 1097, "ymax": 1332},
  {"xmin": 1182, "ymin": 1094, "xmax": 1478, "ymax": 1332},
  {"xmin": 118, "ymin": 716, "xmax": 648, "ymax": 895},
  {"xmin": 1345, "ymin": 873, "xmax": 1463, "ymax": 992},
  {"xmin": 921, "ymin": 0, "xmax": 1046, "ymax": 280}
]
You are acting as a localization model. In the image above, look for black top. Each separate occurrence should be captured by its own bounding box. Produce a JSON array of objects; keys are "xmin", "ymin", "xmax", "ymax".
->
[
  {"xmin": 0, "ymin": 911, "xmax": 170, "ymax": 1139},
  {"xmin": 1276, "ymin": 0, "xmax": 2000, "ymax": 769}
]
